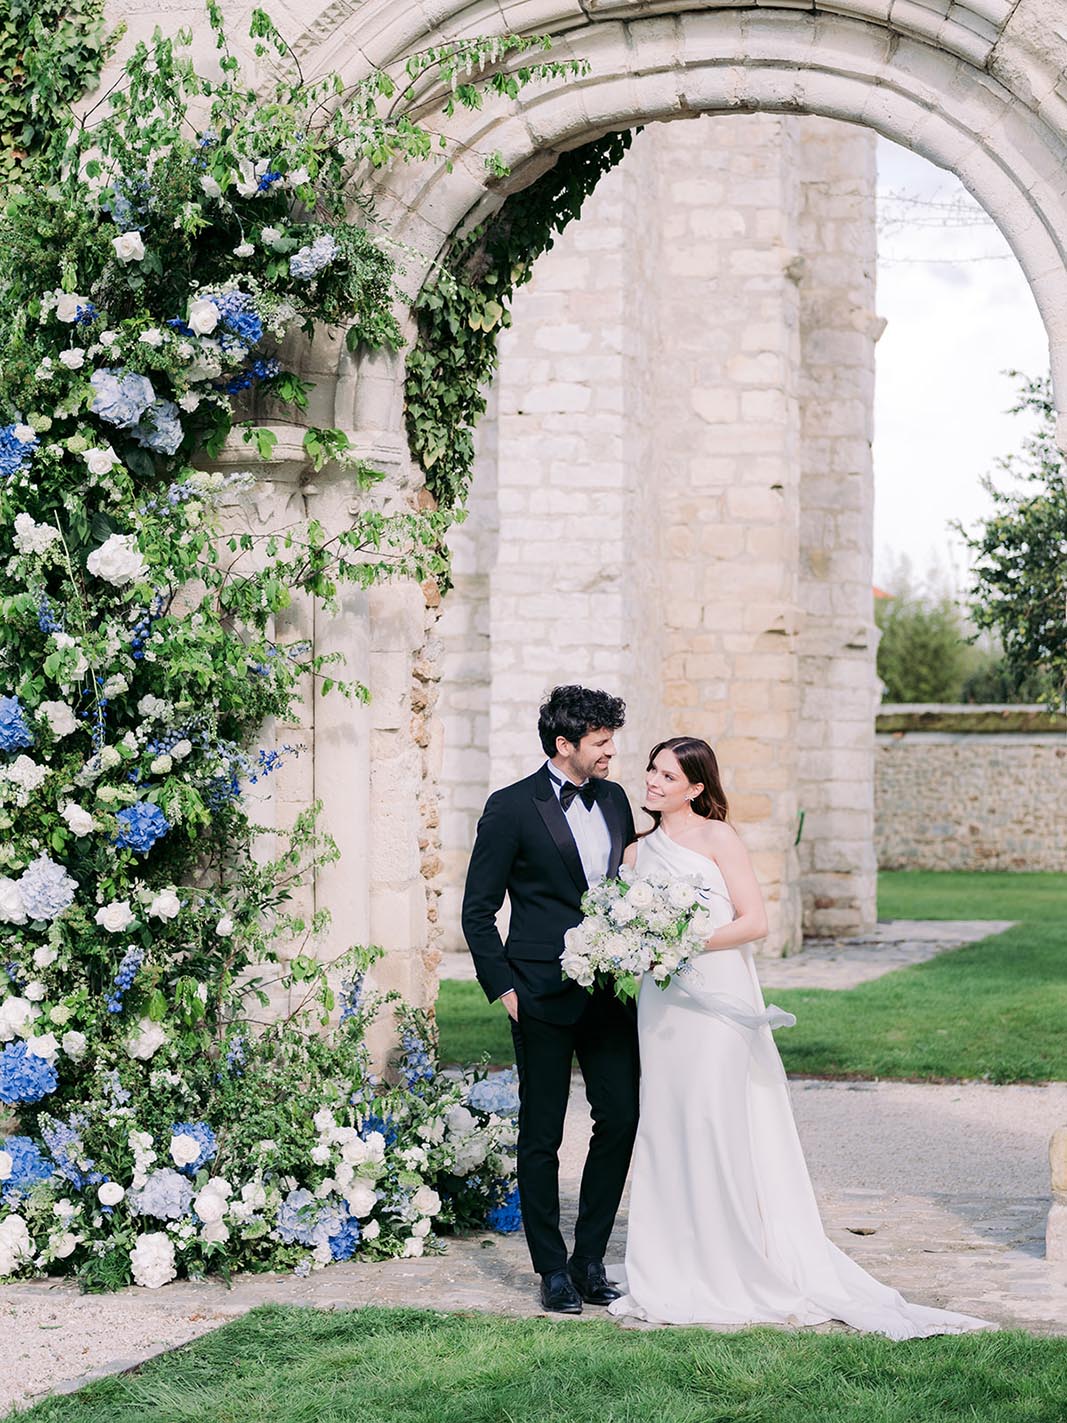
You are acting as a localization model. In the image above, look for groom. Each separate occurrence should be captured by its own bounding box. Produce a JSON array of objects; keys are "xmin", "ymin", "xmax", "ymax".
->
[{"xmin": 462, "ymin": 685, "xmax": 640, "ymax": 1314}]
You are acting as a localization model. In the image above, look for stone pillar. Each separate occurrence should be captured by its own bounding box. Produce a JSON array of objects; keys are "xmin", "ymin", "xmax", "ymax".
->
[
  {"xmin": 1048, "ymin": 1126, "xmax": 1067, "ymax": 1261},
  {"xmin": 795, "ymin": 118, "xmax": 881, "ymax": 937}
]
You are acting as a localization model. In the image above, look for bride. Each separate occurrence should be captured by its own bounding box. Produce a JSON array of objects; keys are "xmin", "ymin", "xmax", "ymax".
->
[{"xmin": 607, "ymin": 735, "xmax": 992, "ymax": 1339}]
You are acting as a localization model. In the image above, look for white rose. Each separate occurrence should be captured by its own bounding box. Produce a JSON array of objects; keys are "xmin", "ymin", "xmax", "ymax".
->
[
  {"xmin": 99, "ymin": 330, "xmax": 119, "ymax": 347},
  {"xmin": 112, "ymin": 231, "xmax": 146, "ymax": 263},
  {"xmin": 98, "ymin": 1182, "xmax": 125, "ymax": 1206},
  {"xmin": 38, "ymin": 701, "xmax": 79, "ymax": 737},
  {"xmin": 137, "ymin": 694, "xmax": 166, "ymax": 718},
  {"xmin": 149, "ymin": 754, "xmax": 172, "ymax": 776},
  {"xmin": 411, "ymin": 1217, "xmax": 432, "ymax": 1239},
  {"xmin": 95, "ymin": 900, "xmax": 136, "ymax": 932},
  {"xmin": 177, "ymin": 393, "xmax": 201, "ymax": 413},
  {"xmin": 54, "ymin": 293, "xmax": 86, "ymax": 323},
  {"xmin": 86, "ymin": 533, "xmax": 147, "ymax": 588},
  {"xmin": 33, "ymin": 945, "xmax": 58, "ymax": 969},
  {"xmin": 343, "ymin": 1181, "xmax": 377, "ymax": 1219},
  {"xmin": 668, "ymin": 881, "xmax": 698, "ymax": 910},
  {"xmin": 233, "ymin": 243, "xmax": 254, "ymax": 258},
  {"xmin": 138, "ymin": 327, "xmax": 164, "ymax": 348},
  {"xmin": 61, "ymin": 803, "xmax": 95, "ymax": 837},
  {"xmin": 62, "ymin": 1030, "xmax": 88, "ymax": 1060},
  {"xmin": 0, "ymin": 997, "xmax": 37, "ymax": 1041},
  {"xmin": 215, "ymin": 914, "xmax": 234, "ymax": 937},
  {"xmin": 199, "ymin": 174, "xmax": 222, "ymax": 200},
  {"xmin": 624, "ymin": 880, "xmax": 654, "ymax": 910},
  {"xmin": 411, "ymin": 1186, "xmax": 441, "ymax": 1217},
  {"xmin": 187, "ymin": 299, "xmax": 219, "ymax": 335},
  {"xmin": 610, "ymin": 897, "xmax": 638, "ymax": 925},
  {"xmin": 194, "ymin": 1184, "xmax": 228, "ymax": 1223},
  {"xmin": 201, "ymin": 1219, "xmax": 229, "ymax": 1245},
  {"xmin": 401, "ymin": 1236, "xmax": 424, "ymax": 1259},
  {"xmin": 171, "ymin": 739, "xmax": 192, "ymax": 760},
  {"xmin": 361, "ymin": 1218, "xmax": 380, "ymax": 1242},
  {"xmin": 51, "ymin": 1232, "xmax": 79, "ymax": 1259},
  {"xmin": 0, "ymin": 1216, "xmax": 33, "ymax": 1277},
  {"xmin": 0, "ymin": 878, "xmax": 28, "ymax": 926},
  {"xmin": 147, "ymin": 888, "xmax": 180, "ymax": 921},
  {"xmin": 127, "ymin": 1018, "xmax": 167, "ymax": 1061},
  {"xmin": 287, "ymin": 167, "xmax": 310, "ymax": 189},
  {"xmin": 26, "ymin": 1032, "xmax": 59, "ymax": 1063},
  {"xmin": 0, "ymin": 1151, "xmax": 11, "ymax": 1181},
  {"xmin": 58, "ymin": 348, "xmax": 86, "ymax": 370},
  {"xmin": 23, "ymin": 981, "xmax": 46, "ymax": 1002},
  {"xmin": 84, "ymin": 447, "xmax": 121, "ymax": 476},
  {"xmin": 445, "ymin": 1106, "xmax": 476, "ymax": 1138},
  {"xmin": 129, "ymin": 1231, "xmax": 176, "ymax": 1289},
  {"xmin": 169, "ymin": 1134, "xmax": 201, "ymax": 1169}
]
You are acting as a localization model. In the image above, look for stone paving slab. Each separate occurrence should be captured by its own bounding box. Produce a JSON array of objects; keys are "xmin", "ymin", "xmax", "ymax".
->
[
  {"xmin": 2, "ymin": 1077, "xmax": 1064, "ymax": 1415},
  {"xmin": 439, "ymin": 920, "xmax": 1016, "ymax": 992}
]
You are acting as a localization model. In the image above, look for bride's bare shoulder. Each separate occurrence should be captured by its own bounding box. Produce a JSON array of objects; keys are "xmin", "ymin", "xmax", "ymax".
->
[{"xmin": 696, "ymin": 819, "xmax": 742, "ymax": 855}]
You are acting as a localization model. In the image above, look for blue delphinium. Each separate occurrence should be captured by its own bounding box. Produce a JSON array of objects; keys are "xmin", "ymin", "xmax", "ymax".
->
[
  {"xmin": 225, "ymin": 1034, "xmax": 246, "ymax": 1076},
  {"xmin": 290, "ymin": 234, "xmax": 339, "ymax": 280},
  {"xmin": 37, "ymin": 597, "xmax": 63, "ymax": 635},
  {"xmin": 467, "ymin": 1068, "xmax": 520, "ymax": 1119},
  {"xmin": 115, "ymin": 801, "xmax": 170, "ymax": 854},
  {"xmin": 398, "ymin": 1025, "xmax": 435, "ymax": 1091},
  {"xmin": 40, "ymin": 1117, "xmax": 105, "ymax": 1189},
  {"xmin": 211, "ymin": 291, "xmax": 262, "ymax": 351},
  {"xmin": 106, "ymin": 946, "xmax": 143, "ymax": 1012},
  {"xmin": 0, "ymin": 1135, "xmax": 54, "ymax": 1202},
  {"xmin": 0, "ymin": 1043, "xmax": 58, "ymax": 1105},
  {"xmin": 486, "ymin": 1184, "xmax": 522, "ymax": 1234},
  {"xmin": 0, "ymin": 424, "xmax": 38, "ymax": 479},
  {"xmin": 358, "ymin": 1112, "xmax": 399, "ymax": 1147},
  {"xmin": 89, "ymin": 368, "xmax": 156, "ymax": 428},
  {"xmin": 19, "ymin": 854, "xmax": 78, "ymax": 921},
  {"xmin": 339, "ymin": 973, "xmax": 364, "ymax": 1024},
  {"xmin": 133, "ymin": 399, "xmax": 183, "ymax": 455},
  {"xmin": 328, "ymin": 1208, "xmax": 361, "ymax": 1261},
  {"xmin": 0, "ymin": 695, "xmax": 33, "ymax": 752},
  {"xmin": 170, "ymin": 1121, "xmax": 217, "ymax": 1175}
]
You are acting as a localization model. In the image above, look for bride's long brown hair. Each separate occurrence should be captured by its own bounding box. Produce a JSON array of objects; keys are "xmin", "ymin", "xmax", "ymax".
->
[{"xmin": 640, "ymin": 736, "xmax": 730, "ymax": 834}]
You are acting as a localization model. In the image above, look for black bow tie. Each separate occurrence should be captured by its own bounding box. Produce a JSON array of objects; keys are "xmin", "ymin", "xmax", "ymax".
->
[{"xmin": 558, "ymin": 779, "xmax": 597, "ymax": 812}]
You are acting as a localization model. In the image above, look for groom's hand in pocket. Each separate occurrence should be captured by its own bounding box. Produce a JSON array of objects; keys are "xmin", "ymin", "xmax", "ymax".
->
[{"xmin": 499, "ymin": 990, "xmax": 519, "ymax": 1022}]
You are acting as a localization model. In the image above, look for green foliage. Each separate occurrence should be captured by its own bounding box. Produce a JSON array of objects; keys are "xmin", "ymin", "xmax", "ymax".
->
[
  {"xmin": 0, "ymin": 0, "xmax": 116, "ymax": 184},
  {"xmin": 405, "ymin": 132, "xmax": 635, "ymax": 516},
  {"xmin": 957, "ymin": 374, "xmax": 1067, "ymax": 709},
  {"xmin": 16, "ymin": 1304, "xmax": 1067, "ymax": 1423},
  {"xmin": 875, "ymin": 559, "xmax": 988, "ymax": 703}
]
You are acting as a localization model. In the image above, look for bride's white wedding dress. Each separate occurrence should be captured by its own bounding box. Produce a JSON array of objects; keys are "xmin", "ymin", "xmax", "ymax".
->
[{"xmin": 607, "ymin": 826, "xmax": 992, "ymax": 1339}]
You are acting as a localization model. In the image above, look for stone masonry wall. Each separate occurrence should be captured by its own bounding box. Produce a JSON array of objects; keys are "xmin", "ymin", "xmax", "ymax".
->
[{"xmin": 876, "ymin": 731, "xmax": 1067, "ymax": 872}]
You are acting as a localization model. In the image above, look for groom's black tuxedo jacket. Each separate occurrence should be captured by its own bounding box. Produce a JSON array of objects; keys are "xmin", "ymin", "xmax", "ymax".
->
[{"xmin": 461, "ymin": 765, "xmax": 637, "ymax": 1023}]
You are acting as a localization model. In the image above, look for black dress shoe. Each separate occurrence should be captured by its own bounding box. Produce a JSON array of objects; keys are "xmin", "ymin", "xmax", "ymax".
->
[
  {"xmin": 540, "ymin": 1268, "xmax": 583, "ymax": 1314},
  {"xmin": 568, "ymin": 1258, "xmax": 621, "ymax": 1306}
]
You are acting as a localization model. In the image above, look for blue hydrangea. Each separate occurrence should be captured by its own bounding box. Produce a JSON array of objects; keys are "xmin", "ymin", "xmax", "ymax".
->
[
  {"xmin": 40, "ymin": 1117, "xmax": 104, "ymax": 1190},
  {"xmin": 467, "ymin": 1068, "xmax": 520, "ymax": 1119},
  {"xmin": 89, "ymin": 368, "xmax": 156, "ymax": 429},
  {"xmin": 115, "ymin": 801, "xmax": 170, "ymax": 854},
  {"xmin": 0, "ymin": 1042, "xmax": 58, "ymax": 1105},
  {"xmin": 0, "ymin": 1135, "xmax": 54, "ymax": 1202},
  {"xmin": 128, "ymin": 1167, "xmax": 194, "ymax": 1220},
  {"xmin": 276, "ymin": 1188, "xmax": 345, "ymax": 1248},
  {"xmin": 289, "ymin": 234, "xmax": 339, "ymax": 280},
  {"xmin": 328, "ymin": 1208, "xmax": 361, "ymax": 1261},
  {"xmin": 133, "ymin": 399, "xmax": 183, "ymax": 455},
  {"xmin": 0, "ymin": 424, "xmax": 38, "ymax": 479},
  {"xmin": 0, "ymin": 696, "xmax": 33, "ymax": 752},
  {"xmin": 486, "ymin": 1184, "xmax": 522, "ymax": 1234},
  {"xmin": 170, "ymin": 1121, "xmax": 217, "ymax": 1175},
  {"xmin": 18, "ymin": 854, "xmax": 78, "ymax": 921}
]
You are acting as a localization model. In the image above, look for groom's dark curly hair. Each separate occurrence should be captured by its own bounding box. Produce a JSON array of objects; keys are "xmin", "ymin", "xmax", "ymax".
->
[{"xmin": 537, "ymin": 685, "xmax": 626, "ymax": 756}]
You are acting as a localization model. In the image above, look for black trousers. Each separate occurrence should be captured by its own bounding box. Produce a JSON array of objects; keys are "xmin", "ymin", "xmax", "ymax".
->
[{"xmin": 509, "ymin": 986, "xmax": 639, "ymax": 1276}]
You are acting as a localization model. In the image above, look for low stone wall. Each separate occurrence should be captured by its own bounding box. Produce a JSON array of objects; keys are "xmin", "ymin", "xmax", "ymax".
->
[{"xmin": 875, "ymin": 705, "xmax": 1067, "ymax": 872}]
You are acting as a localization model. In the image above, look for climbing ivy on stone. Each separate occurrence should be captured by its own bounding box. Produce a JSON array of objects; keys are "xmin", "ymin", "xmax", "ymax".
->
[{"xmin": 405, "ymin": 130, "xmax": 635, "ymax": 515}]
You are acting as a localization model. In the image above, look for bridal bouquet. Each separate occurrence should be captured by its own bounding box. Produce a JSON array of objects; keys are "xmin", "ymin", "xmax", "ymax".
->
[{"xmin": 561, "ymin": 867, "xmax": 715, "ymax": 1001}]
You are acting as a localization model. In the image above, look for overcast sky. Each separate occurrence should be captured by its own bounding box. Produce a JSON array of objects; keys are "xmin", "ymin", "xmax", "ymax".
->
[{"xmin": 872, "ymin": 137, "xmax": 1050, "ymax": 594}]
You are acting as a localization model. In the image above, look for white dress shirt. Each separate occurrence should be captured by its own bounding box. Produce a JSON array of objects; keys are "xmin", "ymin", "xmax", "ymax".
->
[{"xmin": 545, "ymin": 761, "xmax": 612, "ymax": 886}]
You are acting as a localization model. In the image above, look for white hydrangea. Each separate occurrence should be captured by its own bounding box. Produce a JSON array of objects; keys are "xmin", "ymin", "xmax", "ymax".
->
[
  {"xmin": 137, "ymin": 694, "xmax": 168, "ymax": 718},
  {"xmin": 58, "ymin": 348, "xmax": 85, "ymax": 370},
  {"xmin": 5, "ymin": 755, "xmax": 48, "ymax": 792},
  {"xmin": 38, "ymin": 701, "xmax": 79, "ymax": 737},
  {"xmin": 130, "ymin": 1232, "xmax": 176, "ymax": 1289},
  {"xmin": 32, "ymin": 945, "xmax": 57, "ymax": 969},
  {"xmin": 13, "ymin": 513, "xmax": 61, "ymax": 556},
  {"xmin": 86, "ymin": 533, "xmax": 148, "ymax": 588}
]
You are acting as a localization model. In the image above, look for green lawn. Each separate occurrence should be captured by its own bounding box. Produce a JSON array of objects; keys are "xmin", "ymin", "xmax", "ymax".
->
[
  {"xmin": 438, "ymin": 872, "xmax": 1067, "ymax": 1082},
  {"xmin": 16, "ymin": 1305, "xmax": 1067, "ymax": 1423}
]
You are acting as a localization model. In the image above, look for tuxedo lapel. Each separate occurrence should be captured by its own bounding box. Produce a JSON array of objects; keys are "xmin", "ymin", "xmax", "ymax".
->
[
  {"xmin": 602, "ymin": 785, "xmax": 625, "ymax": 878},
  {"xmin": 533, "ymin": 767, "xmax": 587, "ymax": 897}
]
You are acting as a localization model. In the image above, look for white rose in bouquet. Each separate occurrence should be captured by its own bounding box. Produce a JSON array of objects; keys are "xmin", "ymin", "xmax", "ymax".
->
[
  {"xmin": 194, "ymin": 1180, "xmax": 230, "ymax": 1223},
  {"xmin": 95, "ymin": 901, "xmax": 136, "ymax": 932},
  {"xmin": 169, "ymin": 1133, "xmax": 202, "ymax": 1169},
  {"xmin": 61, "ymin": 803, "xmax": 95, "ymax": 837},
  {"xmin": 0, "ymin": 997, "xmax": 36, "ymax": 1040},
  {"xmin": 362, "ymin": 1218, "xmax": 381, "ymax": 1242},
  {"xmin": 187, "ymin": 298, "xmax": 219, "ymax": 335},
  {"xmin": 624, "ymin": 879, "xmax": 655, "ymax": 910},
  {"xmin": 87, "ymin": 534, "xmax": 148, "ymax": 588},
  {"xmin": 0, "ymin": 1151, "xmax": 11, "ymax": 1181},
  {"xmin": 62, "ymin": 1030, "xmax": 88, "ymax": 1060},
  {"xmin": 402, "ymin": 1236, "xmax": 424, "ymax": 1259},
  {"xmin": 411, "ymin": 1186, "xmax": 441, "ymax": 1217},
  {"xmin": 445, "ymin": 1105, "xmax": 476, "ymax": 1138},
  {"xmin": 26, "ymin": 1032, "xmax": 59, "ymax": 1063},
  {"xmin": 130, "ymin": 1232, "xmax": 177, "ymax": 1288},
  {"xmin": 411, "ymin": 1218, "xmax": 432, "ymax": 1239},
  {"xmin": 83, "ymin": 447, "xmax": 121, "ymax": 476},
  {"xmin": 343, "ymin": 1181, "xmax": 377, "ymax": 1219},
  {"xmin": 610, "ymin": 896, "xmax": 639, "ymax": 925},
  {"xmin": 668, "ymin": 880, "xmax": 699, "ymax": 910},
  {"xmin": 147, "ymin": 888, "xmax": 180, "ymax": 921},
  {"xmin": 98, "ymin": 1182, "xmax": 125, "ymax": 1206},
  {"xmin": 0, "ymin": 879, "xmax": 28, "ymax": 926},
  {"xmin": 201, "ymin": 1219, "xmax": 229, "ymax": 1245},
  {"xmin": 54, "ymin": 293, "xmax": 87, "ymax": 322},
  {"xmin": 51, "ymin": 1231, "xmax": 79, "ymax": 1259}
]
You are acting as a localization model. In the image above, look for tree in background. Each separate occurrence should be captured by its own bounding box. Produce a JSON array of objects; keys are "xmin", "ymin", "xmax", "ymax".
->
[
  {"xmin": 875, "ymin": 558, "xmax": 975, "ymax": 702},
  {"xmin": 957, "ymin": 373, "xmax": 1065, "ymax": 709}
]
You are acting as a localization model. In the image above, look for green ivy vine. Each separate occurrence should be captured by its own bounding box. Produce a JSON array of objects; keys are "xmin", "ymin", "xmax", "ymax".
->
[
  {"xmin": 1, "ymin": 0, "xmax": 117, "ymax": 184},
  {"xmin": 404, "ymin": 130, "xmax": 635, "ymax": 517}
]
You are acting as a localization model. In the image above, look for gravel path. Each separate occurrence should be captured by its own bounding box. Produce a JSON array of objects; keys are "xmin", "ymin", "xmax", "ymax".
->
[{"xmin": 2, "ymin": 1077, "xmax": 1065, "ymax": 1416}]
